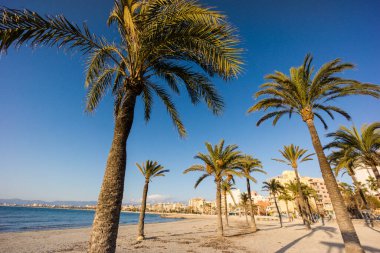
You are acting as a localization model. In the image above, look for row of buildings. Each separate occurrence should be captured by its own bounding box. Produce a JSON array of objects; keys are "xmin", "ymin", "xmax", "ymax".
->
[{"xmin": 186, "ymin": 168, "xmax": 379, "ymax": 218}]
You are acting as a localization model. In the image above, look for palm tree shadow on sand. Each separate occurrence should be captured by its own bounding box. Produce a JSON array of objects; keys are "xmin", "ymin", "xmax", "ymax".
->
[
  {"xmin": 274, "ymin": 226, "xmax": 337, "ymax": 253},
  {"xmin": 223, "ymin": 223, "xmax": 258, "ymax": 237},
  {"xmin": 319, "ymin": 242, "xmax": 380, "ymax": 253}
]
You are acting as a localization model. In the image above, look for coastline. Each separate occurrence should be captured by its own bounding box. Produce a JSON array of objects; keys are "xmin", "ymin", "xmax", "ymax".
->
[
  {"xmin": 1, "ymin": 216, "xmax": 379, "ymax": 253},
  {"xmin": 0, "ymin": 206, "xmax": 183, "ymax": 234}
]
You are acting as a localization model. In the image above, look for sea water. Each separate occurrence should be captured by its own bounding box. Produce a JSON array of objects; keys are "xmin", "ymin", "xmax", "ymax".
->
[{"xmin": 0, "ymin": 206, "xmax": 179, "ymax": 232}]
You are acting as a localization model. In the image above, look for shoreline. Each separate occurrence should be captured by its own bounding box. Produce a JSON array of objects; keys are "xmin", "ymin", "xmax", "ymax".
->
[
  {"xmin": 0, "ymin": 206, "xmax": 186, "ymax": 234},
  {"xmin": 1, "ymin": 216, "xmax": 379, "ymax": 253}
]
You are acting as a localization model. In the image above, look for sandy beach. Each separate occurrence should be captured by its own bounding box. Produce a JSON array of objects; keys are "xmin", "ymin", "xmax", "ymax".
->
[{"xmin": 0, "ymin": 215, "xmax": 379, "ymax": 253}]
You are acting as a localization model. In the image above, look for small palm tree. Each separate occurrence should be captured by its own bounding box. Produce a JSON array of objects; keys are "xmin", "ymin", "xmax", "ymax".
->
[
  {"xmin": 183, "ymin": 140, "xmax": 242, "ymax": 236},
  {"xmin": 367, "ymin": 177, "xmax": 379, "ymax": 192},
  {"xmin": 278, "ymin": 190, "xmax": 293, "ymax": 222},
  {"xmin": 325, "ymin": 123, "xmax": 380, "ymax": 188},
  {"xmin": 339, "ymin": 182, "xmax": 360, "ymax": 216},
  {"xmin": 263, "ymin": 179, "xmax": 284, "ymax": 227},
  {"xmin": 249, "ymin": 54, "xmax": 380, "ymax": 252},
  {"xmin": 273, "ymin": 144, "xmax": 313, "ymax": 228},
  {"xmin": 136, "ymin": 161, "xmax": 169, "ymax": 241},
  {"xmin": 0, "ymin": 1, "xmax": 242, "ymax": 251},
  {"xmin": 286, "ymin": 180, "xmax": 302, "ymax": 216},
  {"xmin": 236, "ymin": 155, "xmax": 266, "ymax": 231},
  {"xmin": 307, "ymin": 186, "xmax": 325, "ymax": 225},
  {"xmin": 240, "ymin": 192, "xmax": 250, "ymax": 225},
  {"xmin": 221, "ymin": 179, "xmax": 236, "ymax": 226},
  {"xmin": 328, "ymin": 149, "xmax": 372, "ymax": 217},
  {"xmin": 301, "ymin": 183, "xmax": 317, "ymax": 223}
]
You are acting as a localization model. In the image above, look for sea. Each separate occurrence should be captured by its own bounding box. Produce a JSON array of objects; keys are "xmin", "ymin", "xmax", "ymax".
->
[{"xmin": 0, "ymin": 206, "xmax": 180, "ymax": 232}]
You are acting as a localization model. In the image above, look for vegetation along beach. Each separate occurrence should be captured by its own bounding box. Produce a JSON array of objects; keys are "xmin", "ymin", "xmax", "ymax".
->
[{"xmin": 0, "ymin": 0, "xmax": 379, "ymax": 252}]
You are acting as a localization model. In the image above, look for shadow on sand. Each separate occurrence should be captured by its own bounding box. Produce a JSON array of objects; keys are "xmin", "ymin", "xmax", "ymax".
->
[
  {"xmin": 319, "ymin": 242, "xmax": 380, "ymax": 253},
  {"xmin": 274, "ymin": 226, "xmax": 337, "ymax": 253}
]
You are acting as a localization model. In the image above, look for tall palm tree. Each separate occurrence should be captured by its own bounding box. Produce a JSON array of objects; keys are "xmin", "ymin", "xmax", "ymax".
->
[
  {"xmin": 0, "ymin": 1, "xmax": 242, "ymax": 251},
  {"xmin": 263, "ymin": 179, "xmax": 284, "ymax": 227},
  {"xmin": 136, "ymin": 160, "xmax": 169, "ymax": 241},
  {"xmin": 183, "ymin": 140, "xmax": 243, "ymax": 236},
  {"xmin": 273, "ymin": 144, "xmax": 314, "ymax": 229},
  {"xmin": 278, "ymin": 190, "xmax": 293, "ymax": 222},
  {"xmin": 240, "ymin": 192, "xmax": 250, "ymax": 225},
  {"xmin": 221, "ymin": 179, "xmax": 236, "ymax": 226},
  {"xmin": 249, "ymin": 54, "xmax": 380, "ymax": 253},
  {"xmin": 325, "ymin": 123, "xmax": 380, "ymax": 188},
  {"xmin": 236, "ymin": 155, "xmax": 266, "ymax": 231}
]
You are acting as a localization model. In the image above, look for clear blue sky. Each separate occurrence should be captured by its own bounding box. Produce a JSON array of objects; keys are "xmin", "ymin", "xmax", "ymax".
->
[{"xmin": 0, "ymin": 0, "xmax": 379, "ymax": 203}]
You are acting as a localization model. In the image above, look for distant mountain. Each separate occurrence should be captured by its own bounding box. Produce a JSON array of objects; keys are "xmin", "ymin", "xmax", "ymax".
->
[{"xmin": 0, "ymin": 198, "xmax": 97, "ymax": 206}]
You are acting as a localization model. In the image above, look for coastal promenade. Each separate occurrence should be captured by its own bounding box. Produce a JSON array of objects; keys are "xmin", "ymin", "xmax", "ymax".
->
[{"xmin": 1, "ymin": 215, "xmax": 379, "ymax": 253}]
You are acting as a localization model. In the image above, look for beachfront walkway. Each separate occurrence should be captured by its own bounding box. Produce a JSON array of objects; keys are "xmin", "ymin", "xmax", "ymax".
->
[{"xmin": 0, "ymin": 216, "xmax": 379, "ymax": 252}]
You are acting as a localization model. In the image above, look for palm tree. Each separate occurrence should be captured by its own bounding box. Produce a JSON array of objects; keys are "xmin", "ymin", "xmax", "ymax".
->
[
  {"xmin": 183, "ymin": 140, "xmax": 242, "ymax": 236},
  {"xmin": 236, "ymin": 155, "xmax": 266, "ymax": 231},
  {"xmin": 263, "ymin": 179, "xmax": 284, "ymax": 227},
  {"xmin": 0, "ymin": 1, "xmax": 242, "ymax": 251},
  {"xmin": 328, "ymin": 149, "xmax": 371, "ymax": 216},
  {"xmin": 278, "ymin": 190, "xmax": 293, "ymax": 222},
  {"xmin": 306, "ymin": 186, "xmax": 325, "ymax": 225},
  {"xmin": 249, "ymin": 54, "xmax": 380, "ymax": 253},
  {"xmin": 136, "ymin": 160, "xmax": 169, "ymax": 241},
  {"xmin": 325, "ymin": 123, "xmax": 380, "ymax": 188},
  {"xmin": 286, "ymin": 180, "xmax": 303, "ymax": 218},
  {"xmin": 240, "ymin": 192, "xmax": 250, "ymax": 225},
  {"xmin": 273, "ymin": 144, "xmax": 314, "ymax": 229},
  {"xmin": 221, "ymin": 179, "xmax": 236, "ymax": 226},
  {"xmin": 339, "ymin": 182, "xmax": 360, "ymax": 216},
  {"xmin": 301, "ymin": 183, "xmax": 317, "ymax": 223},
  {"xmin": 367, "ymin": 176, "xmax": 379, "ymax": 192}
]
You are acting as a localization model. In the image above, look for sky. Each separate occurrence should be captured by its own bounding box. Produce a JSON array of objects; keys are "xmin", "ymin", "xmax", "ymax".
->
[{"xmin": 0, "ymin": 0, "xmax": 379, "ymax": 203}]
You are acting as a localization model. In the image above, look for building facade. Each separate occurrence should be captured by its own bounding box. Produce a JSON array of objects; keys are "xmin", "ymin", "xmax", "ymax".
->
[{"xmin": 267, "ymin": 170, "xmax": 334, "ymax": 216}]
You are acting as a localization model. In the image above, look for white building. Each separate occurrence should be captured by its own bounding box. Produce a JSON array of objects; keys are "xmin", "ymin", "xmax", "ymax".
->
[{"xmin": 354, "ymin": 165, "xmax": 380, "ymax": 196}]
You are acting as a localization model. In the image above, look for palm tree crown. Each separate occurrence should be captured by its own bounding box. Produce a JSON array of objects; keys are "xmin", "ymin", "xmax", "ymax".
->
[
  {"xmin": 183, "ymin": 139, "xmax": 243, "ymax": 186},
  {"xmin": 248, "ymin": 54, "xmax": 380, "ymax": 128},
  {"xmin": 262, "ymin": 179, "xmax": 284, "ymax": 195},
  {"xmin": 237, "ymin": 155, "xmax": 266, "ymax": 180},
  {"xmin": 240, "ymin": 192, "xmax": 249, "ymax": 205},
  {"xmin": 0, "ymin": 0, "xmax": 243, "ymax": 137},
  {"xmin": 325, "ymin": 123, "xmax": 380, "ymax": 167},
  {"xmin": 273, "ymin": 144, "xmax": 314, "ymax": 168},
  {"xmin": 325, "ymin": 123, "xmax": 380, "ymax": 187},
  {"xmin": 136, "ymin": 160, "xmax": 169, "ymax": 180}
]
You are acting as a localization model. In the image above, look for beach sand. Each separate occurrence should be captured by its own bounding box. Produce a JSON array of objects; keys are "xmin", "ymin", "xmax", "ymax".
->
[{"xmin": 0, "ymin": 215, "xmax": 379, "ymax": 253}]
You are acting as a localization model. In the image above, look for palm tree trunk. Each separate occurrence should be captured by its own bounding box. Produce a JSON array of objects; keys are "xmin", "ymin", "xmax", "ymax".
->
[
  {"xmin": 305, "ymin": 119, "xmax": 364, "ymax": 253},
  {"xmin": 216, "ymin": 180, "xmax": 223, "ymax": 236},
  {"xmin": 137, "ymin": 179, "xmax": 149, "ymax": 240},
  {"xmin": 313, "ymin": 197, "xmax": 324, "ymax": 225},
  {"xmin": 305, "ymin": 197, "xmax": 314, "ymax": 222},
  {"xmin": 273, "ymin": 194, "xmax": 282, "ymax": 228},
  {"xmin": 285, "ymin": 200, "xmax": 291, "ymax": 222},
  {"xmin": 223, "ymin": 189, "xmax": 229, "ymax": 226},
  {"xmin": 370, "ymin": 165, "xmax": 380, "ymax": 188},
  {"xmin": 246, "ymin": 178, "xmax": 257, "ymax": 231},
  {"xmin": 293, "ymin": 166, "xmax": 312, "ymax": 229},
  {"xmin": 350, "ymin": 172, "xmax": 373, "ymax": 227},
  {"xmin": 88, "ymin": 91, "xmax": 137, "ymax": 253},
  {"xmin": 245, "ymin": 206, "xmax": 249, "ymax": 225}
]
